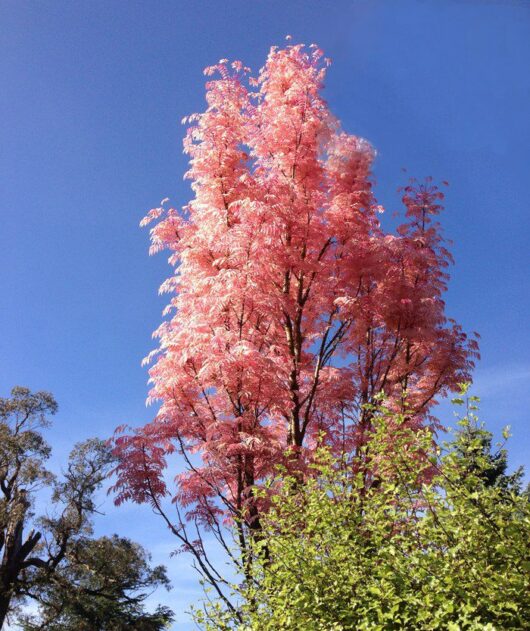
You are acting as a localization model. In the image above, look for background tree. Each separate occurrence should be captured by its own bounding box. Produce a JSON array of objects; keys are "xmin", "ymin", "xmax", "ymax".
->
[
  {"xmin": 450, "ymin": 391, "xmax": 528, "ymax": 494},
  {"xmin": 112, "ymin": 40, "xmax": 478, "ymax": 604},
  {"xmin": 195, "ymin": 394, "xmax": 530, "ymax": 630},
  {"xmin": 0, "ymin": 387, "xmax": 172, "ymax": 629},
  {"xmin": 19, "ymin": 535, "xmax": 173, "ymax": 631}
]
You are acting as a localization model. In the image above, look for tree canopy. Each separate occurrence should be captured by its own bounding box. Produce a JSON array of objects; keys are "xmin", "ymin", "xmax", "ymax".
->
[{"xmin": 112, "ymin": 44, "xmax": 478, "ymax": 596}]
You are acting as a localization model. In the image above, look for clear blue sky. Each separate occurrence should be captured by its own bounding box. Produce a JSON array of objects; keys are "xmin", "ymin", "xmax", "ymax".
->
[{"xmin": 1, "ymin": 1, "xmax": 529, "ymax": 627}]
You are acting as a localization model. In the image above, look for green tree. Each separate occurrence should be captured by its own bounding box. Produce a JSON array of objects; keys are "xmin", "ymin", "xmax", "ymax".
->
[
  {"xmin": 450, "ymin": 393, "xmax": 527, "ymax": 494},
  {"xmin": 0, "ymin": 387, "xmax": 173, "ymax": 630},
  {"xmin": 195, "ymin": 393, "xmax": 530, "ymax": 630},
  {"xmin": 19, "ymin": 535, "xmax": 173, "ymax": 631}
]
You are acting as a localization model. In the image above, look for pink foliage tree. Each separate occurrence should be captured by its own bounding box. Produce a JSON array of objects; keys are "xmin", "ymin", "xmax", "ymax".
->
[{"xmin": 112, "ymin": 42, "xmax": 478, "ymax": 596}]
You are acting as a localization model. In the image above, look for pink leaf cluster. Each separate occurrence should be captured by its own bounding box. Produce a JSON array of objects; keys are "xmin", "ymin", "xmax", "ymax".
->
[{"xmin": 112, "ymin": 43, "xmax": 478, "ymax": 525}]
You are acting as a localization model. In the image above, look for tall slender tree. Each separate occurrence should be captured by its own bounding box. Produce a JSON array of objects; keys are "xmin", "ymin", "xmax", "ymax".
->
[{"xmin": 112, "ymin": 41, "xmax": 478, "ymax": 594}]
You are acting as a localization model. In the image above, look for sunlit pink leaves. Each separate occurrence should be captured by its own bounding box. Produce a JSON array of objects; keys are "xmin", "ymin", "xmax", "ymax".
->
[{"xmin": 112, "ymin": 42, "xmax": 478, "ymax": 527}]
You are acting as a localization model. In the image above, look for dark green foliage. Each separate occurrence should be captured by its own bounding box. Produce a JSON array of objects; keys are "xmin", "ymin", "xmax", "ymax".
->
[
  {"xmin": 452, "ymin": 411, "xmax": 527, "ymax": 494},
  {"xmin": 20, "ymin": 535, "xmax": 173, "ymax": 631}
]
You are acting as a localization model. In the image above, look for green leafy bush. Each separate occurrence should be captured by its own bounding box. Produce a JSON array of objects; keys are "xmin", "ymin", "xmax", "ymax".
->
[{"xmin": 195, "ymin": 391, "xmax": 530, "ymax": 630}]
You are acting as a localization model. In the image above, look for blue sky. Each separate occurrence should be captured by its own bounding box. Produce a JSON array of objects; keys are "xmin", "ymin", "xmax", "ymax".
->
[{"xmin": 1, "ymin": 1, "xmax": 529, "ymax": 627}]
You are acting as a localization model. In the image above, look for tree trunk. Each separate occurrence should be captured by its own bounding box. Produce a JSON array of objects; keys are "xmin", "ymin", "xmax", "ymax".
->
[{"xmin": 0, "ymin": 587, "xmax": 13, "ymax": 629}]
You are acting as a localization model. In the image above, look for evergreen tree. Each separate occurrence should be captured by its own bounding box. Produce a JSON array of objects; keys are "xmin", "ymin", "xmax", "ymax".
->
[{"xmin": 19, "ymin": 535, "xmax": 173, "ymax": 631}]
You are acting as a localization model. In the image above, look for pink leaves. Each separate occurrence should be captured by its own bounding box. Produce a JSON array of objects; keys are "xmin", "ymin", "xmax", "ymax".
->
[
  {"xmin": 112, "ymin": 41, "xmax": 478, "ymax": 530},
  {"xmin": 140, "ymin": 206, "xmax": 163, "ymax": 227},
  {"xmin": 111, "ymin": 424, "xmax": 169, "ymax": 507}
]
